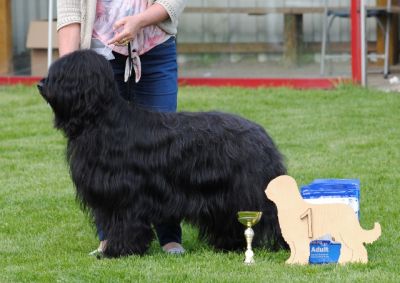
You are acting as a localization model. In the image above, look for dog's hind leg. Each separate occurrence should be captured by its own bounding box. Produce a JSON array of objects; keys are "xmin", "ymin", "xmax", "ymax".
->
[
  {"xmin": 254, "ymin": 199, "xmax": 289, "ymax": 251},
  {"xmin": 337, "ymin": 234, "xmax": 367, "ymax": 264},
  {"xmin": 102, "ymin": 211, "xmax": 155, "ymax": 258},
  {"xmin": 205, "ymin": 220, "xmax": 245, "ymax": 251},
  {"xmin": 196, "ymin": 210, "xmax": 244, "ymax": 251},
  {"xmin": 337, "ymin": 240, "xmax": 354, "ymax": 264},
  {"xmin": 350, "ymin": 244, "xmax": 368, "ymax": 263}
]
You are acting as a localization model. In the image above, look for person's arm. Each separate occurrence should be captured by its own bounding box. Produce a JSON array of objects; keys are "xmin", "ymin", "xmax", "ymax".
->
[
  {"xmin": 156, "ymin": 0, "xmax": 187, "ymax": 24},
  {"xmin": 108, "ymin": 3, "xmax": 169, "ymax": 45},
  {"xmin": 57, "ymin": 0, "xmax": 81, "ymax": 56},
  {"xmin": 58, "ymin": 23, "xmax": 81, "ymax": 57}
]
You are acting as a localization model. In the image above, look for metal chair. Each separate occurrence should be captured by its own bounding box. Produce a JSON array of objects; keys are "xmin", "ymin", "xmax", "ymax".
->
[{"xmin": 320, "ymin": 0, "xmax": 391, "ymax": 78}]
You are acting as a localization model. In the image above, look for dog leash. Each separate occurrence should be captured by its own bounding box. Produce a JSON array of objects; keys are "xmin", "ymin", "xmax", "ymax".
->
[
  {"xmin": 125, "ymin": 42, "xmax": 141, "ymax": 103},
  {"xmin": 125, "ymin": 42, "xmax": 141, "ymax": 83},
  {"xmin": 127, "ymin": 42, "xmax": 133, "ymax": 102},
  {"xmin": 128, "ymin": 42, "xmax": 133, "ymax": 79}
]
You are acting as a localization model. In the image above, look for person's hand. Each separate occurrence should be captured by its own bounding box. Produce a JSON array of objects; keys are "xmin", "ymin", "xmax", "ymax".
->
[{"xmin": 107, "ymin": 15, "xmax": 144, "ymax": 46}]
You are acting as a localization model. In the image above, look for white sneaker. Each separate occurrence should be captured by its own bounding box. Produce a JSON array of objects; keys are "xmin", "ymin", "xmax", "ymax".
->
[
  {"xmin": 88, "ymin": 248, "xmax": 104, "ymax": 258},
  {"xmin": 164, "ymin": 246, "xmax": 185, "ymax": 254}
]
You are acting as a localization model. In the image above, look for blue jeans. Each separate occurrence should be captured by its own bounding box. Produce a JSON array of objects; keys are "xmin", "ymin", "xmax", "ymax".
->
[
  {"xmin": 98, "ymin": 37, "xmax": 182, "ymax": 246},
  {"xmin": 111, "ymin": 37, "xmax": 178, "ymax": 111}
]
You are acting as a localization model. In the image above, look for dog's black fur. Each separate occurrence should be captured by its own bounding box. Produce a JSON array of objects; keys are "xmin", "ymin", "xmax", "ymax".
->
[{"xmin": 39, "ymin": 50, "xmax": 288, "ymax": 257}]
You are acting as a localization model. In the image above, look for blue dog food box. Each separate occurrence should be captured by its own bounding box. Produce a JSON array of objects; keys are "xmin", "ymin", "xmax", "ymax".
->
[
  {"xmin": 309, "ymin": 235, "xmax": 341, "ymax": 264},
  {"xmin": 300, "ymin": 179, "xmax": 360, "ymax": 219}
]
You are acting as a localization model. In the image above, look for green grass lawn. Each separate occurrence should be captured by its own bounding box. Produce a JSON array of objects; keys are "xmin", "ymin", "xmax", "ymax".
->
[{"xmin": 0, "ymin": 84, "xmax": 399, "ymax": 282}]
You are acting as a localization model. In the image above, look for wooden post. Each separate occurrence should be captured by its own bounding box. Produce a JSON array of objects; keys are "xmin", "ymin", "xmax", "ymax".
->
[
  {"xmin": 283, "ymin": 14, "xmax": 303, "ymax": 67},
  {"xmin": 0, "ymin": 0, "xmax": 12, "ymax": 75},
  {"xmin": 376, "ymin": 0, "xmax": 398, "ymax": 65}
]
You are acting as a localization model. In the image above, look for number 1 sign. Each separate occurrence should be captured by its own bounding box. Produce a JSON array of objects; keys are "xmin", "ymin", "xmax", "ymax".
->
[{"xmin": 265, "ymin": 175, "xmax": 381, "ymax": 264}]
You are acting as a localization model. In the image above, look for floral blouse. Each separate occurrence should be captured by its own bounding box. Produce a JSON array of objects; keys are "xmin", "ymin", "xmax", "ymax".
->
[{"xmin": 92, "ymin": 0, "xmax": 171, "ymax": 82}]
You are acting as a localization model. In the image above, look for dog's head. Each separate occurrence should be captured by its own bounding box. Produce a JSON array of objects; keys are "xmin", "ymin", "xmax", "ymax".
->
[
  {"xmin": 265, "ymin": 175, "xmax": 301, "ymax": 205},
  {"xmin": 37, "ymin": 50, "xmax": 118, "ymax": 137}
]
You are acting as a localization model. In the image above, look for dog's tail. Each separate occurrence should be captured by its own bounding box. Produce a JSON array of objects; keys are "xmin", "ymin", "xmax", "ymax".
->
[{"xmin": 362, "ymin": 222, "xmax": 381, "ymax": 244}]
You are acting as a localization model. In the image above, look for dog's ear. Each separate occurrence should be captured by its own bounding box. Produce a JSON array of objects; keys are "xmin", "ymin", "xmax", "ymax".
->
[{"xmin": 44, "ymin": 50, "xmax": 119, "ymax": 134}]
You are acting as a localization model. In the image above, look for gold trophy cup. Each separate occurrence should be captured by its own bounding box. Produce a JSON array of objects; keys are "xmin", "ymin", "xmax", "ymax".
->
[{"xmin": 237, "ymin": 211, "xmax": 262, "ymax": 264}]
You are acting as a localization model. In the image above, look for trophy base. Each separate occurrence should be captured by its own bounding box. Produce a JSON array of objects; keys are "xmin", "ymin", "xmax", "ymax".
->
[
  {"xmin": 244, "ymin": 249, "xmax": 255, "ymax": 265},
  {"xmin": 244, "ymin": 259, "xmax": 255, "ymax": 265}
]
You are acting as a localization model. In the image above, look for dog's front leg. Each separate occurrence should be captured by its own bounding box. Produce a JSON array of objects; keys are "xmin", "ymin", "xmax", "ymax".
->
[{"xmin": 102, "ymin": 211, "xmax": 154, "ymax": 258}]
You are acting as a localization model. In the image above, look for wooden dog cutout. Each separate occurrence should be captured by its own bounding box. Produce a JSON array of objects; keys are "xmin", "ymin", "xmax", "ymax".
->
[{"xmin": 265, "ymin": 175, "xmax": 381, "ymax": 264}]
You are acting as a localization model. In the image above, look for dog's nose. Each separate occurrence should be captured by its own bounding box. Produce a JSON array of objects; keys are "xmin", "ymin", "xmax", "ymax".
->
[{"xmin": 37, "ymin": 78, "xmax": 46, "ymax": 95}]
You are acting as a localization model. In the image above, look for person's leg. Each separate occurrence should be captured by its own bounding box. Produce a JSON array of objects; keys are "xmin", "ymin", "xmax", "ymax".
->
[
  {"xmin": 131, "ymin": 37, "xmax": 183, "ymax": 253},
  {"xmin": 132, "ymin": 37, "xmax": 178, "ymax": 112}
]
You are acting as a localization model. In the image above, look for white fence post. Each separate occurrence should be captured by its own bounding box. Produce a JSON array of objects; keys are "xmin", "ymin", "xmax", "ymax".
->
[{"xmin": 47, "ymin": 0, "xmax": 54, "ymax": 69}]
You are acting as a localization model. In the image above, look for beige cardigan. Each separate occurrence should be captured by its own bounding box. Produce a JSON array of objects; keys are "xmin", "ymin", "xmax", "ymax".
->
[{"xmin": 57, "ymin": 0, "xmax": 187, "ymax": 49}]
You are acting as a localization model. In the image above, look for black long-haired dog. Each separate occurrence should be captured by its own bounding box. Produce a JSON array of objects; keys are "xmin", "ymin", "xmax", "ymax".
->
[{"xmin": 38, "ymin": 50, "xmax": 288, "ymax": 257}]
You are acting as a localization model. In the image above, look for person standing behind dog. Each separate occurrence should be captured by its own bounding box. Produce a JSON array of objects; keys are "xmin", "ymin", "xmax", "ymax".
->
[{"xmin": 57, "ymin": 0, "xmax": 187, "ymax": 255}]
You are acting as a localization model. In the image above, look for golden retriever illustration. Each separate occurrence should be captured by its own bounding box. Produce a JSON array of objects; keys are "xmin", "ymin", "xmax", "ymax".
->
[{"xmin": 265, "ymin": 175, "xmax": 381, "ymax": 264}]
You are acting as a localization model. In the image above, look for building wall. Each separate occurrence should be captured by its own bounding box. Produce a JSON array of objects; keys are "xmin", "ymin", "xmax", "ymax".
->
[
  {"xmin": 12, "ymin": 0, "xmax": 380, "ymax": 55},
  {"xmin": 12, "ymin": 0, "xmax": 56, "ymax": 55},
  {"xmin": 178, "ymin": 0, "xmax": 377, "ymax": 44},
  {"xmin": 9, "ymin": 0, "xmax": 380, "ymax": 73}
]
